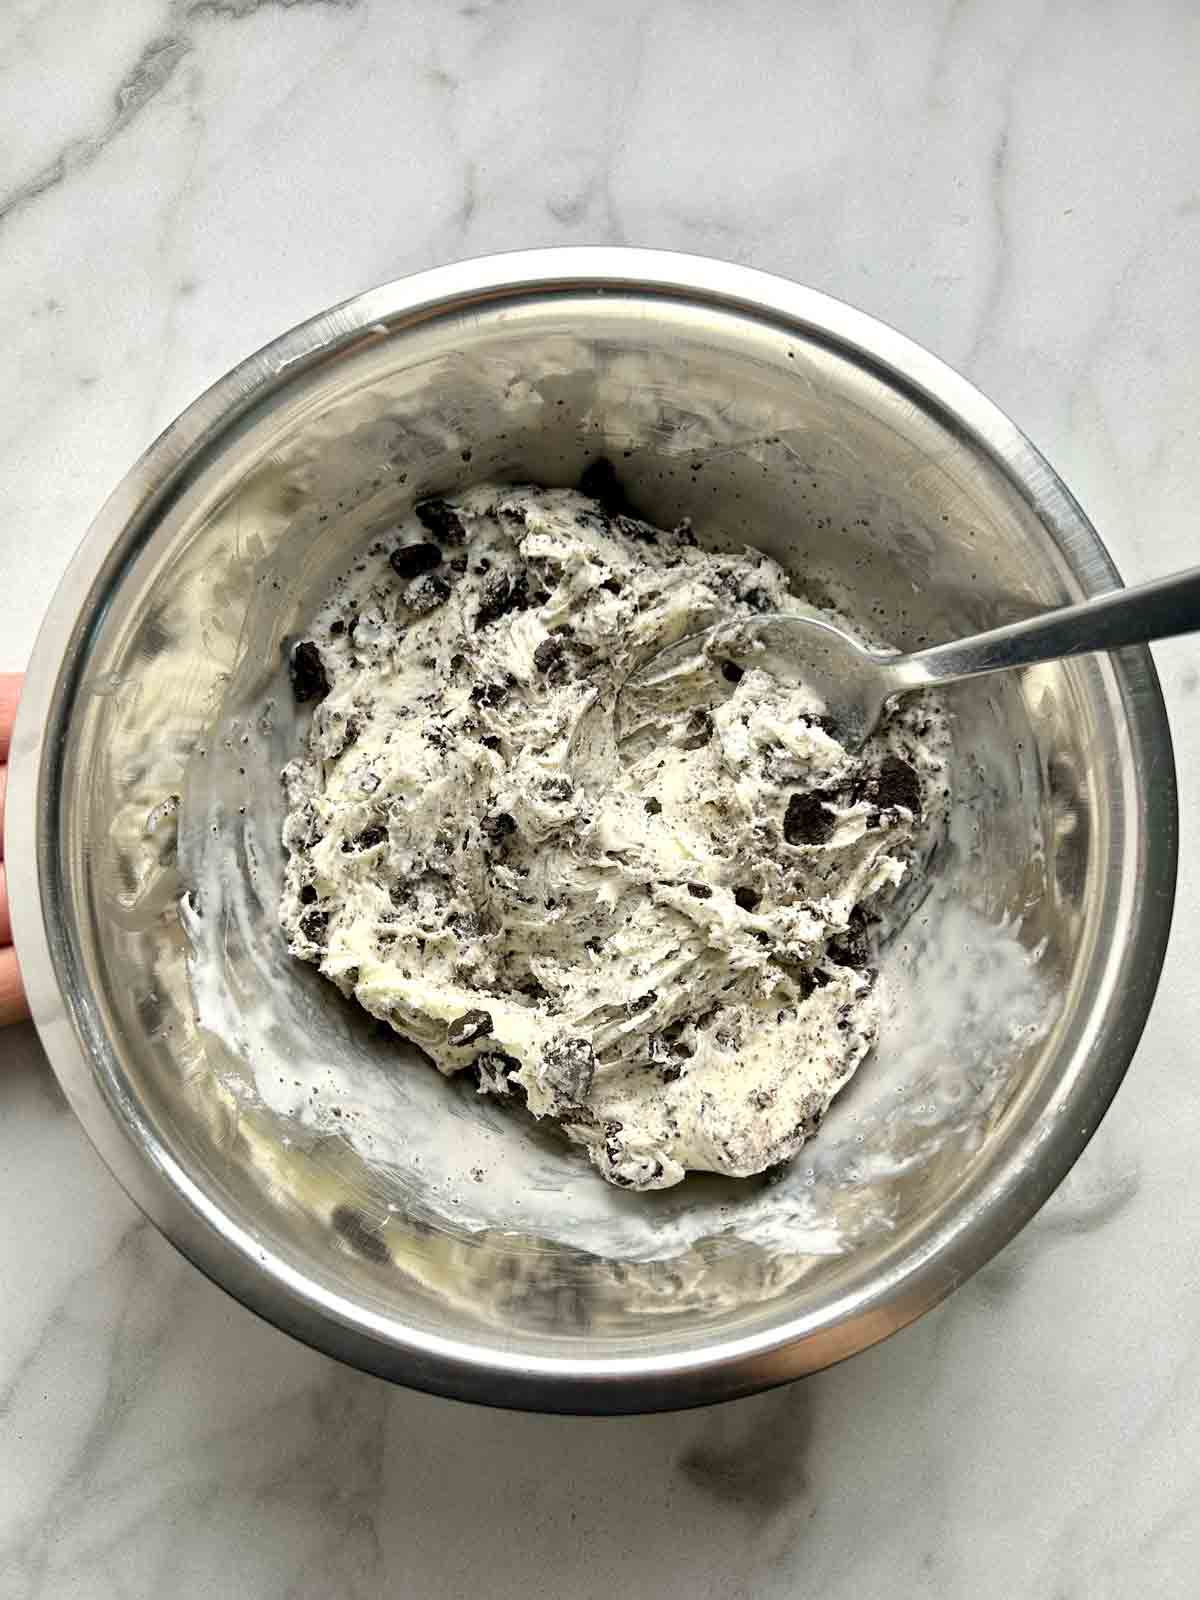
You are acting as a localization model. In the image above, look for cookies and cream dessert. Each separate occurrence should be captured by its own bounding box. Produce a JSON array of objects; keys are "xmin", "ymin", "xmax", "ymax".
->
[{"xmin": 280, "ymin": 473, "xmax": 948, "ymax": 1189}]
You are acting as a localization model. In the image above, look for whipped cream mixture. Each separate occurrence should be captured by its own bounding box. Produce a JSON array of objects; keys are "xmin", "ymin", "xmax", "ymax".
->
[{"xmin": 279, "ymin": 476, "xmax": 948, "ymax": 1189}]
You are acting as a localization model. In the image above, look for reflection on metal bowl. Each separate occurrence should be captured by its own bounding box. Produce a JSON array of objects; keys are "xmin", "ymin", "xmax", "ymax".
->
[{"xmin": 7, "ymin": 249, "xmax": 1176, "ymax": 1413}]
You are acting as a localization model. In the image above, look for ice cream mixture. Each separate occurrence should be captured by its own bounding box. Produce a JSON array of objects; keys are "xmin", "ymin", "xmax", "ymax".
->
[{"xmin": 279, "ymin": 474, "xmax": 949, "ymax": 1190}]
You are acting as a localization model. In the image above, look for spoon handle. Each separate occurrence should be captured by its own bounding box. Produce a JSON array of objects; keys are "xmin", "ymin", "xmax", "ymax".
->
[{"xmin": 890, "ymin": 564, "xmax": 1200, "ymax": 693}]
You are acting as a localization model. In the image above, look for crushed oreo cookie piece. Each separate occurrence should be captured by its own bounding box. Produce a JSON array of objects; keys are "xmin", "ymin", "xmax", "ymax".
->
[
  {"xmin": 828, "ymin": 906, "xmax": 872, "ymax": 969},
  {"xmin": 389, "ymin": 542, "xmax": 442, "ymax": 579},
  {"xmin": 686, "ymin": 882, "xmax": 712, "ymax": 899},
  {"xmin": 644, "ymin": 796, "xmax": 663, "ymax": 815},
  {"xmin": 407, "ymin": 573, "xmax": 451, "ymax": 613},
  {"xmin": 474, "ymin": 1050, "xmax": 523, "ymax": 1098},
  {"xmin": 289, "ymin": 641, "xmax": 329, "ymax": 703},
  {"xmin": 447, "ymin": 1008, "xmax": 494, "ymax": 1047},
  {"xmin": 721, "ymin": 660, "xmax": 744, "ymax": 684},
  {"xmin": 482, "ymin": 811, "xmax": 517, "ymax": 844},
  {"xmin": 415, "ymin": 498, "xmax": 466, "ymax": 544},
  {"xmin": 299, "ymin": 908, "xmax": 328, "ymax": 943},
  {"xmin": 784, "ymin": 791, "xmax": 836, "ymax": 846},
  {"xmin": 475, "ymin": 569, "xmax": 530, "ymax": 631},
  {"xmin": 470, "ymin": 678, "xmax": 512, "ymax": 709},
  {"xmin": 542, "ymin": 776, "xmax": 573, "ymax": 801},
  {"xmin": 533, "ymin": 635, "xmax": 565, "ymax": 673},
  {"xmin": 868, "ymin": 754, "xmax": 923, "ymax": 817},
  {"xmin": 733, "ymin": 885, "xmax": 761, "ymax": 912}
]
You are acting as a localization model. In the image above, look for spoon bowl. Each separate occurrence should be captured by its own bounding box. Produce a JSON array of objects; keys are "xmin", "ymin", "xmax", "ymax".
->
[
  {"xmin": 626, "ymin": 613, "xmax": 904, "ymax": 749},
  {"xmin": 627, "ymin": 562, "xmax": 1200, "ymax": 748}
]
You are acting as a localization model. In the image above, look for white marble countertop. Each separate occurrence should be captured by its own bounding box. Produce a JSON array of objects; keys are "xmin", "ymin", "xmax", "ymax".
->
[{"xmin": 2, "ymin": 3, "xmax": 1198, "ymax": 1595}]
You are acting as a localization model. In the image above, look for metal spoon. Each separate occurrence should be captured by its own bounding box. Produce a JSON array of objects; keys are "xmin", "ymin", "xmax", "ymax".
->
[{"xmin": 625, "ymin": 566, "xmax": 1200, "ymax": 748}]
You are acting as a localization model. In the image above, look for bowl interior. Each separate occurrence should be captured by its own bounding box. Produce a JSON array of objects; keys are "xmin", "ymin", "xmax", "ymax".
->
[{"xmin": 33, "ymin": 269, "xmax": 1168, "ymax": 1405}]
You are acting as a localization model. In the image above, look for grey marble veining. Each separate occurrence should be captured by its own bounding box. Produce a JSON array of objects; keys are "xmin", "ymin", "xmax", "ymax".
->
[{"xmin": 1, "ymin": 1, "xmax": 1198, "ymax": 1595}]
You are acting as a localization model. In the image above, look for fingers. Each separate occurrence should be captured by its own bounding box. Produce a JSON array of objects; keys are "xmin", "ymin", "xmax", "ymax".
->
[
  {"xmin": 0, "ymin": 731, "xmax": 9, "ymax": 943},
  {"xmin": 0, "ymin": 672, "xmax": 27, "ymax": 1024},
  {"xmin": 0, "ymin": 946, "xmax": 27, "ymax": 1027},
  {"xmin": 0, "ymin": 673, "xmax": 20, "ymax": 762}
]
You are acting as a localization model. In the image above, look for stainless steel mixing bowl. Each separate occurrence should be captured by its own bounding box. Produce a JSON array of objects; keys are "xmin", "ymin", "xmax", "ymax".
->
[{"xmin": 7, "ymin": 249, "xmax": 1177, "ymax": 1413}]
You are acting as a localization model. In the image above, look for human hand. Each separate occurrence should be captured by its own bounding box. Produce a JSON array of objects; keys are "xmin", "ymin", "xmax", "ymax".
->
[{"xmin": 1, "ymin": 674, "xmax": 30, "ymax": 1026}]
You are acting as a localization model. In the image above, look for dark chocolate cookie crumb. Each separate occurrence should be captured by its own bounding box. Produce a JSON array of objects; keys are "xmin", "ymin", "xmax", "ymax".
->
[
  {"xmin": 447, "ymin": 1009, "xmax": 494, "ymax": 1047},
  {"xmin": 389, "ymin": 542, "xmax": 442, "ymax": 579},
  {"xmin": 644, "ymin": 796, "xmax": 663, "ymax": 816},
  {"xmin": 289, "ymin": 641, "xmax": 329, "ymax": 703},
  {"xmin": 828, "ymin": 906, "xmax": 872, "ymax": 969},
  {"xmin": 721, "ymin": 660, "xmax": 744, "ymax": 684},
  {"xmin": 299, "ymin": 908, "xmax": 328, "ymax": 943},
  {"xmin": 482, "ymin": 811, "xmax": 517, "ymax": 844},
  {"xmin": 542, "ymin": 776, "xmax": 573, "ymax": 801},
  {"xmin": 733, "ymin": 885, "xmax": 761, "ymax": 912},
  {"xmin": 473, "ymin": 1050, "xmax": 524, "ymax": 1100},
  {"xmin": 415, "ymin": 498, "xmax": 466, "ymax": 544},
  {"xmin": 868, "ymin": 754, "xmax": 923, "ymax": 817},
  {"xmin": 784, "ymin": 791, "xmax": 836, "ymax": 846},
  {"xmin": 471, "ymin": 678, "xmax": 512, "ymax": 709},
  {"xmin": 299, "ymin": 884, "xmax": 318, "ymax": 906},
  {"xmin": 475, "ymin": 570, "xmax": 530, "ymax": 631},
  {"xmin": 407, "ymin": 573, "xmax": 451, "ymax": 613},
  {"xmin": 686, "ymin": 882, "xmax": 712, "ymax": 899},
  {"xmin": 533, "ymin": 635, "xmax": 565, "ymax": 673}
]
